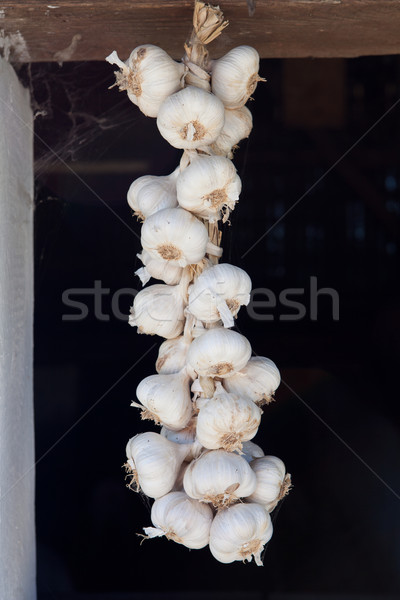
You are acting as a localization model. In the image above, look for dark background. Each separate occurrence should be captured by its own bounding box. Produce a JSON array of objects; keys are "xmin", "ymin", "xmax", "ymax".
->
[{"xmin": 27, "ymin": 55, "xmax": 400, "ymax": 598}]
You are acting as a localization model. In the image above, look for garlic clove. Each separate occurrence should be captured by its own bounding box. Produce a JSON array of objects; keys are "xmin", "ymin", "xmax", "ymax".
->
[
  {"xmin": 127, "ymin": 167, "xmax": 179, "ymax": 220},
  {"xmin": 187, "ymin": 327, "xmax": 252, "ymax": 378},
  {"xmin": 156, "ymin": 86, "xmax": 225, "ymax": 149},
  {"xmin": 248, "ymin": 456, "xmax": 292, "ymax": 511},
  {"xmin": 223, "ymin": 356, "xmax": 281, "ymax": 405},
  {"xmin": 141, "ymin": 207, "xmax": 211, "ymax": 268},
  {"xmin": 196, "ymin": 382, "xmax": 262, "ymax": 452},
  {"xmin": 176, "ymin": 156, "xmax": 241, "ymax": 223},
  {"xmin": 210, "ymin": 106, "xmax": 253, "ymax": 158},
  {"xmin": 133, "ymin": 370, "xmax": 193, "ymax": 431},
  {"xmin": 209, "ymin": 502, "xmax": 273, "ymax": 565},
  {"xmin": 183, "ymin": 449, "xmax": 257, "ymax": 509},
  {"xmin": 106, "ymin": 45, "xmax": 186, "ymax": 117},
  {"xmin": 143, "ymin": 491, "xmax": 213, "ymax": 549},
  {"xmin": 125, "ymin": 432, "xmax": 189, "ymax": 498},
  {"xmin": 187, "ymin": 263, "xmax": 252, "ymax": 327},
  {"xmin": 211, "ymin": 46, "xmax": 264, "ymax": 109}
]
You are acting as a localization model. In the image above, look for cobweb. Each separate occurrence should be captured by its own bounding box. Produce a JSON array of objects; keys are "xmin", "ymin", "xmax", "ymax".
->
[{"xmin": 18, "ymin": 60, "xmax": 141, "ymax": 181}]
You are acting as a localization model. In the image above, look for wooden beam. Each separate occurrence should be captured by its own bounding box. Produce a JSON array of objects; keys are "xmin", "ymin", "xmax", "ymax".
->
[{"xmin": 2, "ymin": 1, "xmax": 400, "ymax": 63}]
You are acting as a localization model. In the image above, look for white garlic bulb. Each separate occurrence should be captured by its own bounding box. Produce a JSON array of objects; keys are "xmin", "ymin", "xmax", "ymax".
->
[
  {"xmin": 176, "ymin": 156, "xmax": 241, "ymax": 223},
  {"xmin": 132, "ymin": 370, "xmax": 192, "ymax": 430},
  {"xmin": 157, "ymin": 86, "xmax": 225, "ymax": 149},
  {"xmin": 187, "ymin": 263, "xmax": 251, "ymax": 327},
  {"xmin": 248, "ymin": 456, "xmax": 292, "ymax": 511},
  {"xmin": 129, "ymin": 274, "xmax": 189, "ymax": 339},
  {"xmin": 125, "ymin": 432, "xmax": 188, "ymax": 498},
  {"xmin": 161, "ymin": 418, "xmax": 203, "ymax": 461},
  {"xmin": 135, "ymin": 250, "xmax": 183, "ymax": 286},
  {"xmin": 187, "ymin": 327, "xmax": 252, "ymax": 378},
  {"xmin": 196, "ymin": 382, "xmax": 262, "ymax": 452},
  {"xmin": 209, "ymin": 503, "xmax": 273, "ymax": 565},
  {"xmin": 210, "ymin": 106, "xmax": 253, "ymax": 158},
  {"xmin": 183, "ymin": 450, "xmax": 256, "ymax": 508},
  {"xmin": 156, "ymin": 335, "xmax": 191, "ymax": 374},
  {"xmin": 106, "ymin": 45, "xmax": 185, "ymax": 118},
  {"xmin": 211, "ymin": 46, "xmax": 263, "ymax": 109},
  {"xmin": 143, "ymin": 491, "xmax": 213, "ymax": 549},
  {"xmin": 224, "ymin": 356, "xmax": 281, "ymax": 405},
  {"xmin": 127, "ymin": 167, "xmax": 179, "ymax": 220},
  {"xmin": 141, "ymin": 207, "xmax": 222, "ymax": 268},
  {"xmin": 239, "ymin": 440, "xmax": 265, "ymax": 463}
]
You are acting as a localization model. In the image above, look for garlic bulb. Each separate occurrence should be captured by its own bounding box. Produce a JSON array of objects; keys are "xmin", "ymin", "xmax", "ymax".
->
[
  {"xmin": 187, "ymin": 327, "xmax": 252, "ymax": 378},
  {"xmin": 143, "ymin": 491, "xmax": 213, "ymax": 549},
  {"xmin": 210, "ymin": 106, "xmax": 253, "ymax": 158},
  {"xmin": 141, "ymin": 207, "xmax": 222, "ymax": 268},
  {"xmin": 135, "ymin": 250, "xmax": 183, "ymax": 286},
  {"xmin": 132, "ymin": 370, "xmax": 192, "ymax": 430},
  {"xmin": 183, "ymin": 450, "xmax": 256, "ymax": 508},
  {"xmin": 187, "ymin": 263, "xmax": 251, "ymax": 327},
  {"xmin": 209, "ymin": 503, "xmax": 273, "ymax": 565},
  {"xmin": 211, "ymin": 46, "xmax": 263, "ymax": 109},
  {"xmin": 161, "ymin": 418, "xmax": 203, "ymax": 461},
  {"xmin": 125, "ymin": 432, "xmax": 188, "ymax": 498},
  {"xmin": 156, "ymin": 335, "xmax": 191, "ymax": 374},
  {"xmin": 248, "ymin": 456, "xmax": 292, "ymax": 511},
  {"xmin": 224, "ymin": 356, "xmax": 281, "ymax": 405},
  {"xmin": 106, "ymin": 45, "xmax": 185, "ymax": 117},
  {"xmin": 240, "ymin": 440, "xmax": 265, "ymax": 463},
  {"xmin": 196, "ymin": 382, "xmax": 262, "ymax": 452},
  {"xmin": 127, "ymin": 168, "xmax": 179, "ymax": 220},
  {"xmin": 128, "ymin": 279, "xmax": 187, "ymax": 339},
  {"xmin": 156, "ymin": 86, "xmax": 225, "ymax": 149},
  {"xmin": 176, "ymin": 156, "xmax": 241, "ymax": 223}
]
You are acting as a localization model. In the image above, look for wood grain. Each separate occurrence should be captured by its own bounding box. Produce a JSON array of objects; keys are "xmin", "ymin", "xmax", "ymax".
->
[{"xmin": 2, "ymin": 0, "xmax": 400, "ymax": 62}]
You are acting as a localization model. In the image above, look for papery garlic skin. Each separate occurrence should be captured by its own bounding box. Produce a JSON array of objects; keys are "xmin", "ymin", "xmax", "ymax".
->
[
  {"xmin": 125, "ymin": 432, "xmax": 188, "ymax": 498},
  {"xmin": 156, "ymin": 335, "xmax": 191, "ymax": 374},
  {"xmin": 240, "ymin": 440, "xmax": 265, "ymax": 463},
  {"xmin": 176, "ymin": 156, "xmax": 241, "ymax": 223},
  {"xmin": 196, "ymin": 382, "xmax": 262, "ymax": 452},
  {"xmin": 127, "ymin": 168, "xmax": 179, "ymax": 220},
  {"xmin": 248, "ymin": 456, "xmax": 291, "ymax": 511},
  {"xmin": 133, "ymin": 370, "xmax": 192, "ymax": 430},
  {"xmin": 187, "ymin": 263, "xmax": 251, "ymax": 327},
  {"xmin": 135, "ymin": 250, "xmax": 183, "ymax": 286},
  {"xmin": 183, "ymin": 450, "xmax": 256, "ymax": 508},
  {"xmin": 187, "ymin": 327, "xmax": 252, "ymax": 378},
  {"xmin": 143, "ymin": 491, "xmax": 213, "ymax": 549},
  {"xmin": 141, "ymin": 207, "xmax": 216, "ymax": 268},
  {"xmin": 161, "ymin": 418, "xmax": 203, "ymax": 461},
  {"xmin": 128, "ymin": 281, "xmax": 186, "ymax": 339},
  {"xmin": 211, "ymin": 46, "xmax": 262, "ymax": 109},
  {"xmin": 209, "ymin": 503, "xmax": 273, "ymax": 565},
  {"xmin": 106, "ymin": 45, "xmax": 185, "ymax": 117},
  {"xmin": 210, "ymin": 106, "xmax": 253, "ymax": 158},
  {"xmin": 224, "ymin": 356, "xmax": 281, "ymax": 405},
  {"xmin": 157, "ymin": 86, "xmax": 225, "ymax": 149}
]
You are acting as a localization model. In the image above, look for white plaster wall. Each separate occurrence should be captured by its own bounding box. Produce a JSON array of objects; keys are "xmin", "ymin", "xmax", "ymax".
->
[{"xmin": 0, "ymin": 58, "xmax": 36, "ymax": 600}]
